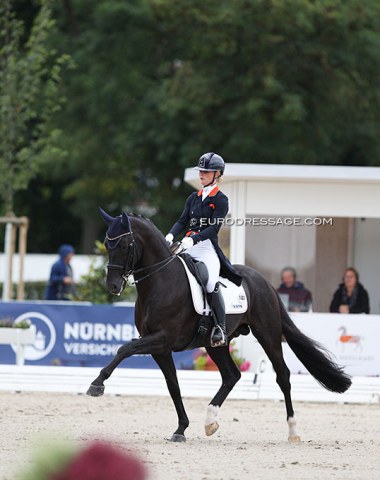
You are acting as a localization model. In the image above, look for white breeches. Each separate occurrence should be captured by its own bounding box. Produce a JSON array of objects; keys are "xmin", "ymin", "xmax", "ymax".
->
[{"xmin": 186, "ymin": 239, "xmax": 220, "ymax": 293}]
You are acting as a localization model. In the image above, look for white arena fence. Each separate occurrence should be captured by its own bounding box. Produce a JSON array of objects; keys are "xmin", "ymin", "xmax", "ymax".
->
[{"xmin": 0, "ymin": 365, "xmax": 379, "ymax": 404}]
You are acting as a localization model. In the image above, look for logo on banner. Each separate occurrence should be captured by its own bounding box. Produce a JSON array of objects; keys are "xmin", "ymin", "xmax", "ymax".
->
[
  {"xmin": 13, "ymin": 312, "xmax": 57, "ymax": 360},
  {"xmin": 337, "ymin": 326, "xmax": 363, "ymax": 353}
]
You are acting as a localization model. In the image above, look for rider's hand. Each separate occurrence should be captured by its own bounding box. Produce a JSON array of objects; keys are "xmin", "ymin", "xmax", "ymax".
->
[
  {"xmin": 165, "ymin": 233, "xmax": 174, "ymax": 245},
  {"xmin": 180, "ymin": 236, "xmax": 194, "ymax": 251}
]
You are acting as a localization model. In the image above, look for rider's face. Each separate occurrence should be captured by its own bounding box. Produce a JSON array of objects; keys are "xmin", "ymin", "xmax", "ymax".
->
[{"xmin": 199, "ymin": 170, "xmax": 218, "ymax": 186}]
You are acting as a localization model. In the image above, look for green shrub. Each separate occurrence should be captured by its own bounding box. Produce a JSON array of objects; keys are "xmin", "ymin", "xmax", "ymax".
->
[{"xmin": 75, "ymin": 241, "xmax": 136, "ymax": 304}]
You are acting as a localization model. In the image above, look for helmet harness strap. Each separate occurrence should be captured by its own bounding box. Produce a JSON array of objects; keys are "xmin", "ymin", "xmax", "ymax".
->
[{"xmin": 203, "ymin": 171, "xmax": 221, "ymax": 188}]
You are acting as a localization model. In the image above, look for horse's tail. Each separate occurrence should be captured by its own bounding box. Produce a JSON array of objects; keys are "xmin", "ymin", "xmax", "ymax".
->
[{"xmin": 280, "ymin": 303, "xmax": 351, "ymax": 393}]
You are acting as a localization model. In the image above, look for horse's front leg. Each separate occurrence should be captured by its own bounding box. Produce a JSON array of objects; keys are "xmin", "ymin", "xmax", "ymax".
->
[
  {"xmin": 203, "ymin": 345, "xmax": 241, "ymax": 436},
  {"xmin": 152, "ymin": 353, "xmax": 189, "ymax": 442},
  {"xmin": 86, "ymin": 333, "xmax": 166, "ymax": 396}
]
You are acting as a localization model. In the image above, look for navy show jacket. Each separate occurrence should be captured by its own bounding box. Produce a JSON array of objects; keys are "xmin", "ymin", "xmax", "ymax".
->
[{"xmin": 169, "ymin": 186, "xmax": 242, "ymax": 286}]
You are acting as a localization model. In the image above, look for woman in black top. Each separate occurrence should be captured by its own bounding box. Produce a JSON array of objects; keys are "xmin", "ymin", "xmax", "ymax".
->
[{"xmin": 329, "ymin": 267, "xmax": 370, "ymax": 314}]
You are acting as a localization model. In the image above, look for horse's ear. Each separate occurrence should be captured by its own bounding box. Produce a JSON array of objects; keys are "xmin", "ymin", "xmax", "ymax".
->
[
  {"xmin": 121, "ymin": 211, "xmax": 131, "ymax": 230},
  {"xmin": 99, "ymin": 207, "xmax": 114, "ymax": 226}
]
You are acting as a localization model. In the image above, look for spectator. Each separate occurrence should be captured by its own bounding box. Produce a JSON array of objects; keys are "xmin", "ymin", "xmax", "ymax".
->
[
  {"xmin": 44, "ymin": 244, "xmax": 75, "ymax": 300},
  {"xmin": 277, "ymin": 266, "xmax": 312, "ymax": 312},
  {"xmin": 329, "ymin": 267, "xmax": 370, "ymax": 314}
]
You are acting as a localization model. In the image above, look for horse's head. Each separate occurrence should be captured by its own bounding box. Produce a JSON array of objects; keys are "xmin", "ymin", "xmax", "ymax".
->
[{"xmin": 99, "ymin": 208, "xmax": 135, "ymax": 295}]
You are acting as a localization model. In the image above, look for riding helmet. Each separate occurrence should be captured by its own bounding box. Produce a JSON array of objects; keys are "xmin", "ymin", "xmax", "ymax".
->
[{"xmin": 194, "ymin": 152, "xmax": 225, "ymax": 175}]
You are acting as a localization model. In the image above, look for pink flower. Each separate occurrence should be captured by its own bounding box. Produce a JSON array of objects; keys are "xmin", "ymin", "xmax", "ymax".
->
[{"xmin": 239, "ymin": 361, "xmax": 251, "ymax": 372}]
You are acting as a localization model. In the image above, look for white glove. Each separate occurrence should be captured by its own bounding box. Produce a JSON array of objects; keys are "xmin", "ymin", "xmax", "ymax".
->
[
  {"xmin": 180, "ymin": 236, "xmax": 194, "ymax": 251},
  {"xmin": 165, "ymin": 233, "xmax": 174, "ymax": 245}
]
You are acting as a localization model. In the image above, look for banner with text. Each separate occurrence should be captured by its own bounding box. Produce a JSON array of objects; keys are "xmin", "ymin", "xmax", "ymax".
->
[
  {"xmin": 0, "ymin": 302, "xmax": 195, "ymax": 369},
  {"xmin": 282, "ymin": 313, "xmax": 380, "ymax": 376}
]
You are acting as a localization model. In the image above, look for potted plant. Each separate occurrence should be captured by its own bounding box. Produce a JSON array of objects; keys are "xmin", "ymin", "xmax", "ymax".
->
[
  {"xmin": 193, "ymin": 342, "xmax": 251, "ymax": 371},
  {"xmin": 0, "ymin": 317, "xmax": 36, "ymax": 365}
]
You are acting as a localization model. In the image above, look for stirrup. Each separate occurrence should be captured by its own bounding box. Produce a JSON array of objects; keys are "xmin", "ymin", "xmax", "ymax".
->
[{"xmin": 210, "ymin": 325, "xmax": 227, "ymax": 347}]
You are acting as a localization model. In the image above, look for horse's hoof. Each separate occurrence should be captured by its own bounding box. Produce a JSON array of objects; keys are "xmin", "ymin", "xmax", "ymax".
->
[
  {"xmin": 205, "ymin": 421, "xmax": 219, "ymax": 436},
  {"xmin": 288, "ymin": 435, "xmax": 301, "ymax": 444},
  {"xmin": 86, "ymin": 384, "xmax": 105, "ymax": 397},
  {"xmin": 169, "ymin": 434, "xmax": 186, "ymax": 443}
]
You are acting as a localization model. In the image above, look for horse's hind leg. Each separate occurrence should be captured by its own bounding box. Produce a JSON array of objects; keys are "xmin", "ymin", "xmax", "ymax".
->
[
  {"xmin": 152, "ymin": 353, "xmax": 189, "ymax": 442},
  {"xmin": 203, "ymin": 345, "xmax": 241, "ymax": 436},
  {"xmin": 253, "ymin": 329, "xmax": 301, "ymax": 443}
]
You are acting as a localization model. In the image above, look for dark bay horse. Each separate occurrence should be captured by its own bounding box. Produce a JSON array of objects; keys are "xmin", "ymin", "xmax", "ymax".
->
[{"xmin": 87, "ymin": 210, "xmax": 351, "ymax": 443}]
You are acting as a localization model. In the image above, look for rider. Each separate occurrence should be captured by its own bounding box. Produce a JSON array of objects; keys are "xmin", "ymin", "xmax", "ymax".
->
[{"xmin": 165, "ymin": 152, "xmax": 242, "ymax": 347}]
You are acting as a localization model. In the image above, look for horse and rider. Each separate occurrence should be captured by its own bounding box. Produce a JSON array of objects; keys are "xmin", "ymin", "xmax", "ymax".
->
[
  {"xmin": 165, "ymin": 152, "xmax": 241, "ymax": 347},
  {"xmin": 87, "ymin": 152, "xmax": 351, "ymax": 443}
]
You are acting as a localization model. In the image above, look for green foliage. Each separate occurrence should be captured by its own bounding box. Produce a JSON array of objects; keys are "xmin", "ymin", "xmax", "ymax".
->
[
  {"xmin": 0, "ymin": 317, "xmax": 31, "ymax": 328},
  {"xmin": 75, "ymin": 241, "xmax": 136, "ymax": 304},
  {"xmin": 7, "ymin": 0, "xmax": 380, "ymax": 250},
  {"xmin": 0, "ymin": 0, "xmax": 71, "ymax": 215},
  {"xmin": 145, "ymin": 0, "xmax": 380, "ymax": 167},
  {"xmin": 18, "ymin": 439, "xmax": 76, "ymax": 480},
  {"xmin": 0, "ymin": 281, "xmax": 46, "ymax": 300},
  {"xmin": 51, "ymin": 1, "xmax": 380, "ymax": 225},
  {"xmin": 23, "ymin": 281, "xmax": 46, "ymax": 300}
]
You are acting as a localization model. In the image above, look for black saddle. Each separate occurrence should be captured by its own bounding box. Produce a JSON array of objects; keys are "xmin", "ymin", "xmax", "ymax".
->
[{"xmin": 178, "ymin": 252, "xmax": 209, "ymax": 289}]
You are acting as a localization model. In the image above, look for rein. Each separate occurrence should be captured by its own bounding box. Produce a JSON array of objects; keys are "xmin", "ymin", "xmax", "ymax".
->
[
  {"xmin": 105, "ymin": 230, "xmax": 175, "ymax": 285},
  {"xmin": 130, "ymin": 255, "xmax": 176, "ymax": 284}
]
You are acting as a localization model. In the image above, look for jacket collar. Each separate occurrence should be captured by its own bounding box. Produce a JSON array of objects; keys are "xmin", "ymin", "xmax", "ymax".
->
[{"xmin": 197, "ymin": 185, "xmax": 219, "ymax": 197}]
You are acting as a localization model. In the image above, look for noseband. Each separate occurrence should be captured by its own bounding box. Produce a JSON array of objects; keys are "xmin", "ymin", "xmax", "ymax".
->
[{"xmin": 105, "ymin": 229, "xmax": 175, "ymax": 285}]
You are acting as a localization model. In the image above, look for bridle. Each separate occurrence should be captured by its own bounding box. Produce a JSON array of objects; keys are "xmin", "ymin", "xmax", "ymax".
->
[{"xmin": 105, "ymin": 229, "xmax": 176, "ymax": 285}]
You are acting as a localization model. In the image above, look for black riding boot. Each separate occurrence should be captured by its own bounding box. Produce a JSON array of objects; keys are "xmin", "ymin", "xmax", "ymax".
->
[{"xmin": 207, "ymin": 282, "xmax": 227, "ymax": 347}]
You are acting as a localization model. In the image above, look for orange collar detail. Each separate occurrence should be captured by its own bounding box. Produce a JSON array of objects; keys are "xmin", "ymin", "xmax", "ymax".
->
[
  {"xmin": 197, "ymin": 185, "xmax": 220, "ymax": 197},
  {"xmin": 209, "ymin": 185, "xmax": 219, "ymax": 197}
]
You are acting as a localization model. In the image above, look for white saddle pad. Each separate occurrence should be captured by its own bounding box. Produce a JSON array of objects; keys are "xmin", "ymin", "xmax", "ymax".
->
[{"xmin": 177, "ymin": 256, "xmax": 248, "ymax": 315}]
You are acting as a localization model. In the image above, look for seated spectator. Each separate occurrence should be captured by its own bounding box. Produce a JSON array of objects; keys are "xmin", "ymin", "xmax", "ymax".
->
[
  {"xmin": 276, "ymin": 266, "xmax": 312, "ymax": 312},
  {"xmin": 329, "ymin": 267, "xmax": 370, "ymax": 314}
]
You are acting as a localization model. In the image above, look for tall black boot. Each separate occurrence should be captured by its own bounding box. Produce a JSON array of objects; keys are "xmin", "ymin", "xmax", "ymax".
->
[{"xmin": 207, "ymin": 283, "xmax": 227, "ymax": 347}]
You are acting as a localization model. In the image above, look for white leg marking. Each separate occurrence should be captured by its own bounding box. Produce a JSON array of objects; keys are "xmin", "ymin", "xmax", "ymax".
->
[
  {"xmin": 288, "ymin": 416, "xmax": 301, "ymax": 444},
  {"xmin": 205, "ymin": 404, "xmax": 219, "ymax": 425},
  {"xmin": 204, "ymin": 404, "xmax": 220, "ymax": 436}
]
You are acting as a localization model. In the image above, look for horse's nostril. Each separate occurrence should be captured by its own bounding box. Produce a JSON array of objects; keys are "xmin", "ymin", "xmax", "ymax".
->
[{"xmin": 111, "ymin": 283, "xmax": 122, "ymax": 295}]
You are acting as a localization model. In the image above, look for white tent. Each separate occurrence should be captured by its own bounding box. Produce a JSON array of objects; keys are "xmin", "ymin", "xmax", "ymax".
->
[{"xmin": 185, "ymin": 163, "xmax": 380, "ymax": 313}]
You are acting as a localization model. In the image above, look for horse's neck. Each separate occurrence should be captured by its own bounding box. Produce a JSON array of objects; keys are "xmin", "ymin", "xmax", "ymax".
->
[{"xmin": 132, "ymin": 218, "xmax": 170, "ymax": 269}]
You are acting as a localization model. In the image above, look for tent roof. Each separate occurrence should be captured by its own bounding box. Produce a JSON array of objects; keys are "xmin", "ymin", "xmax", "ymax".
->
[{"xmin": 185, "ymin": 163, "xmax": 380, "ymax": 187}]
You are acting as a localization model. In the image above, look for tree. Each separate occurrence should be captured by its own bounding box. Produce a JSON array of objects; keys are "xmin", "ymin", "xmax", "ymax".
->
[
  {"xmin": 9, "ymin": 0, "xmax": 380, "ymax": 252},
  {"xmin": 141, "ymin": 0, "xmax": 380, "ymax": 168},
  {"xmin": 0, "ymin": 0, "xmax": 70, "ymax": 215}
]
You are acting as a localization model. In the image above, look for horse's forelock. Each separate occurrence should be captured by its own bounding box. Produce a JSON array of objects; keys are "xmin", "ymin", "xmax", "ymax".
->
[{"xmin": 106, "ymin": 216, "xmax": 129, "ymax": 249}]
